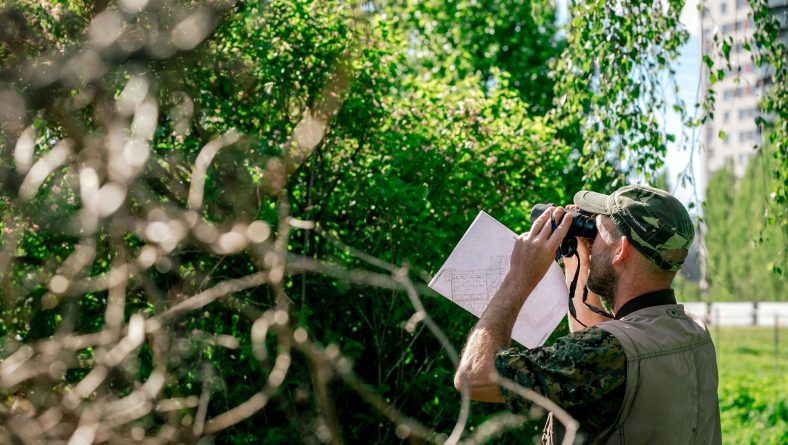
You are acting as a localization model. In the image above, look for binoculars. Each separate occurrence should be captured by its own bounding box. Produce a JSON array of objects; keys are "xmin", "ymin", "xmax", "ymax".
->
[{"xmin": 530, "ymin": 203, "xmax": 597, "ymax": 258}]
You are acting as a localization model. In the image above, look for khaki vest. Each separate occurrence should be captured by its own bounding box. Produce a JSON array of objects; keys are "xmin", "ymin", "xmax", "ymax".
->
[{"xmin": 545, "ymin": 304, "xmax": 722, "ymax": 444}]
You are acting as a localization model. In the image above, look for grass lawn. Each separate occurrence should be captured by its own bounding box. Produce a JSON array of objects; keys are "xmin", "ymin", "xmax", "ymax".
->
[{"xmin": 712, "ymin": 326, "xmax": 788, "ymax": 445}]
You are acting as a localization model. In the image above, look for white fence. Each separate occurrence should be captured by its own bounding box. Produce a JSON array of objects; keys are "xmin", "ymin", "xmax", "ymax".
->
[{"xmin": 681, "ymin": 302, "xmax": 788, "ymax": 327}]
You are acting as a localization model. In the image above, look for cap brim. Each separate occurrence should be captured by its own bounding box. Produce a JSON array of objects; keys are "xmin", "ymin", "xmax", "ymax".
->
[{"xmin": 573, "ymin": 190, "xmax": 611, "ymax": 215}]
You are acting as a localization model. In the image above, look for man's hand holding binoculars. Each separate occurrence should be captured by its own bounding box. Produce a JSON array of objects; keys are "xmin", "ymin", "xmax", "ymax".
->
[{"xmin": 503, "ymin": 206, "xmax": 573, "ymax": 303}]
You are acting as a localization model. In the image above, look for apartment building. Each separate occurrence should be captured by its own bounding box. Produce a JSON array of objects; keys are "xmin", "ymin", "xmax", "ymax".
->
[{"xmin": 701, "ymin": 0, "xmax": 788, "ymax": 178}]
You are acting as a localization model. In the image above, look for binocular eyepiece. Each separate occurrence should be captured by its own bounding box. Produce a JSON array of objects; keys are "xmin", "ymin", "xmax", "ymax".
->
[{"xmin": 529, "ymin": 204, "xmax": 597, "ymax": 240}]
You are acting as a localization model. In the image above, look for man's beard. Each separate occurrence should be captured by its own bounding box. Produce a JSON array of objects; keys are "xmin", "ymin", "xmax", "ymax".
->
[{"xmin": 587, "ymin": 247, "xmax": 617, "ymax": 311}]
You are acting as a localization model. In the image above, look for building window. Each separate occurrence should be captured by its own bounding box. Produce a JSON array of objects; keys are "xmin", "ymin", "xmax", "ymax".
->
[
  {"xmin": 723, "ymin": 86, "xmax": 745, "ymax": 99},
  {"xmin": 736, "ymin": 0, "xmax": 747, "ymax": 8},
  {"xmin": 721, "ymin": 2, "xmax": 728, "ymax": 14},
  {"xmin": 739, "ymin": 130, "xmax": 760, "ymax": 142},
  {"xmin": 739, "ymin": 107, "xmax": 759, "ymax": 120},
  {"xmin": 724, "ymin": 111, "xmax": 730, "ymax": 122}
]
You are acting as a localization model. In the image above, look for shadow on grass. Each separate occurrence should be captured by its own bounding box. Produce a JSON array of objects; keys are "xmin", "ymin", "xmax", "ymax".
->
[{"xmin": 734, "ymin": 346, "xmax": 761, "ymax": 356}]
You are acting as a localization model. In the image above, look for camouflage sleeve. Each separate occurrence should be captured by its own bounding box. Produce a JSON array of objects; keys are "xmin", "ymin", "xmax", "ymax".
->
[{"xmin": 494, "ymin": 326, "xmax": 626, "ymax": 433}]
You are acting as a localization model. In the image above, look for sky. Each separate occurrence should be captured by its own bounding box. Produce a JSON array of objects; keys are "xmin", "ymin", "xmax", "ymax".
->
[{"xmin": 664, "ymin": 0, "xmax": 705, "ymax": 207}]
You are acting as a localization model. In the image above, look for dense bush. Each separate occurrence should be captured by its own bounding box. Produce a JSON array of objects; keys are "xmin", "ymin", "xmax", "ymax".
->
[{"xmin": 0, "ymin": 0, "xmax": 579, "ymax": 442}]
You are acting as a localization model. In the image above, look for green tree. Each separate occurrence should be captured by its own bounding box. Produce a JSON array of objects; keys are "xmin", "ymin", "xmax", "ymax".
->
[
  {"xmin": 385, "ymin": 0, "xmax": 562, "ymax": 113},
  {"xmin": 704, "ymin": 142, "xmax": 787, "ymax": 301}
]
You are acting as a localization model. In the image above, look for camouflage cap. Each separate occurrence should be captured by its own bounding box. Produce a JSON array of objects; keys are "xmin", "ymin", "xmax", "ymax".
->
[{"xmin": 573, "ymin": 185, "xmax": 694, "ymax": 271}]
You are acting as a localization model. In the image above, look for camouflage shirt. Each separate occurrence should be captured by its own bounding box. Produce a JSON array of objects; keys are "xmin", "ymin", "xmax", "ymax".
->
[{"xmin": 495, "ymin": 326, "xmax": 626, "ymax": 437}]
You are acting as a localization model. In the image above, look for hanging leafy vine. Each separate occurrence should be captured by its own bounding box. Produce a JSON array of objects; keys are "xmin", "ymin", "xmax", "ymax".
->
[{"xmin": 552, "ymin": 0, "xmax": 689, "ymax": 187}]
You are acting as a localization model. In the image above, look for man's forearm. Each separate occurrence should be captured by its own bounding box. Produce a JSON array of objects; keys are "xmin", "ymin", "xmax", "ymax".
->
[
  {"xmin": 454, "ymin": 276, "xmax": 535, "ymax": 402},
  {"xmin": 476, "ymin": 278, "xmax": 530, "ymax": 341}
]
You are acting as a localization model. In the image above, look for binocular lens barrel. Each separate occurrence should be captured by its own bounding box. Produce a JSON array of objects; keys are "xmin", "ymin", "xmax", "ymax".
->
[{"xmin": 529, "ymin": 204, "xmax": 597, "ymax": 240}]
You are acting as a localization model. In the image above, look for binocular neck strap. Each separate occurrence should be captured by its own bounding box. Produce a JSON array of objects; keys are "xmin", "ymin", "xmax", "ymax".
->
[{"xmin": 567, "ymin": 250, "xmax": 614, "ymax": 328}]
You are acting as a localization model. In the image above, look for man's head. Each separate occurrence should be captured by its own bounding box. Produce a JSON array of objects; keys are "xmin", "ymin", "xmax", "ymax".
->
[
  {"xmin": 574, "ymin": 184, "xmax": 694, "ymax": 270},
  {"xmin": 574, "ymin": 185, "xmax": 694, "ymax": 304}
]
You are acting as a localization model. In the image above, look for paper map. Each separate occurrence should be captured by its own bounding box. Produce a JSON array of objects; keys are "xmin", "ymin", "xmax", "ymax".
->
[{"xmin": 429, "ymin": 211, "xmax": 568, "ymax": 348}]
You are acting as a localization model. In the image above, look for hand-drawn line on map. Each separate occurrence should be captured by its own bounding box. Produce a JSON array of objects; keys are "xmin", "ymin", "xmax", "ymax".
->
[
  {"xmin": 446, "ymin": 254, "xmax": 565, "ymax": 324},
  {"xmin": 446, "ymin": 255, "xmax": 509, "ymax": 314}
]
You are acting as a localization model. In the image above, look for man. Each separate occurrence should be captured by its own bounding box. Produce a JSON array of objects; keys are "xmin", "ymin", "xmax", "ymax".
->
[{"xmin": 454, "ymin": 185, "xmax": 721, "ymax": 444}]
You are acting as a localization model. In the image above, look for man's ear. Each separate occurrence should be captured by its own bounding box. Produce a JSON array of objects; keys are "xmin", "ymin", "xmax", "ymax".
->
[{"xmin": 612, "ymin": 236, "xmax": 629, "ymax": 265}]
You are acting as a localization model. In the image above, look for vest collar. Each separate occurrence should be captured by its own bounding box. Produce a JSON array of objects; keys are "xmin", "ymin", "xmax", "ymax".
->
[{"xmin": 614, "ymin": 289, "xmax": 677, "ymax": 320}]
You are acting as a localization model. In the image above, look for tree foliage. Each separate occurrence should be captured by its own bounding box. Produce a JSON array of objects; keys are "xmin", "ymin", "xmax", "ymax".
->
[
  {"xmin": 552, "ymin": 0, "xmax": 688, "ymax": 184},
  {"xmin": 0, "ymin": 0, "xmax": 572, "ymax": 442},
  {"xmin": 704, "ymin": 142, "xmax": 787, "ymax": 301},
  {"xmin": 387, "ymin": 0, "xmax": 562, "ymax": 113},
  {"xmin": 749, "ymin": 0, "xmax": 788, "ymax": 235}
]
